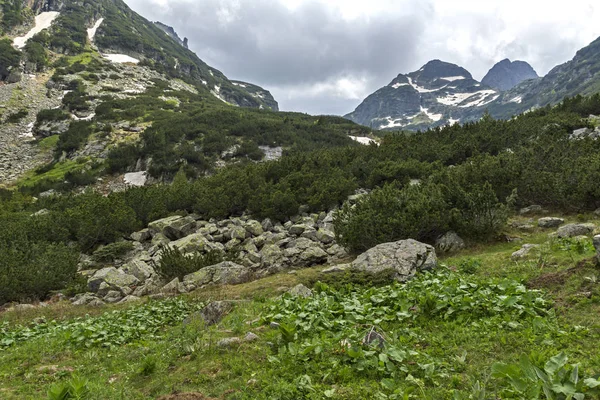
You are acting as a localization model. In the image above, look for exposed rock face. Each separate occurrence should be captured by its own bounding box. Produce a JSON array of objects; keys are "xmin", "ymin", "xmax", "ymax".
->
[
  {"xmin": 231, "ymin": 80, "xmax": 279, "ymax": 111},
  {"xmin": 154, "ymin": 21, "xmax": 188, "ymax": 49},
  {"xmin": 351, "ymin": 239, "xmax": 437, "ymax": 282},
  {"xmin": 481, "ymin": 59, "xmax": 539, "ymax": 91}
]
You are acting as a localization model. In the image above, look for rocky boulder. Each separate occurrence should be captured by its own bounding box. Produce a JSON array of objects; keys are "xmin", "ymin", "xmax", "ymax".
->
[
  {"xmin": 538, "ymin": 217, "xmax": 564, "ymax": 229},
  {"xmin": 593, "ymin": 235, "xmax": 600, "ymax": 263},
  {"xmin": 169, "ymin": 233, "xmax": 224, "ymax": 254},
  {"xmin": 120, "ymin": 259, "xmax": 155, "ymax": 281},
  {"xmin": 555, "ymin": 223, "xmax": 595, "ymax": 238},
  {"xmin": 183, "ymin": 261, "xmax": 252, "ymax": 290},
  {"xmin": 435, "ymin": 232, "xmax": 465, "ymax": 253},
  {"xmin": 148, "ymin": 216, "xmax": 196, "ymax": 240},
  {"xmin": 520, "ymin": 205, "xmax": 543, "ymax": 215},
  {"xmin": 88, "ymin": 267, "xmax": 140, "ymax": 293},
  {"xmin": 351, "ymin": 239, "xmax": 437, "ymax": 282}
]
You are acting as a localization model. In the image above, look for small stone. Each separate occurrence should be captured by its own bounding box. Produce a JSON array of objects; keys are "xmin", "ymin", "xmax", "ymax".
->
[
  {"xmin": 520, "ymin": 205, "xmax": 543, "ymax": 215},
  {"xmin": 217, "ymin": 337, "xmax": 241, "ymax": 348},
  {"xmin": 511, "ymin": 244, "xmax": 540, "ymax": 260},
  {"xmin": 244, "ymin": 332, "xmax": 259, "ymax": 342},
  {"xmin": 270, "ymin": 322, "xmax": 281, "ymax": 329},
  {"xmin": 287, "ymin": 284, "xmax": 313, "ymax": 298}
]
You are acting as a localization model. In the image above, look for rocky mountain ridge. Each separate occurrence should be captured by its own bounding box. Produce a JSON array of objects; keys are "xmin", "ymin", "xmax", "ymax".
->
[{"xmin": 346, "ymin": 37, "xmax": 600, "ymax": 131}]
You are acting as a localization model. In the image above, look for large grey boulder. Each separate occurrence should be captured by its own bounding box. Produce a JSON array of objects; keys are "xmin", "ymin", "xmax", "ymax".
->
[
  {"xmin": 169, "ymin": 233, "xmax": 223, "ymax": 254},
  {"xmin": 435, "ymin": 232, "xmax": 465, "ymax": 253},
  {"xmin": 351, "ymin": 239, "xmax": 437, "ymax": 282},
  {"xmin": 538, "ymin": 217, "xmax": 565, "ymax": 229},
  {"xmin": 148, "ymin": 216, "xmax": 196, "ymax": 240},
  {"xmin": 88, "ymin": 267, "xmax": 140, "ymax": 293},
  {"xmin": 288, "ymin": 284, "xmax": 313, "ymax": 298},
  {"xmin": 183, "ymin": 261, "xmax": 252, "ymax": 290},
  {"xmin": 555, "ymin": 223, "xmax": 595, "ymax": 238},
  {"xmin": 244, "ymin": 220, "xmax": 264, "ymax": 237},
  {"xmin": 120, "ymin": 259, "xmax": 155, "ymax": 281},
  {"xmin": 316, "ymin": 229, "xmax": 335, "ymax": 244}
]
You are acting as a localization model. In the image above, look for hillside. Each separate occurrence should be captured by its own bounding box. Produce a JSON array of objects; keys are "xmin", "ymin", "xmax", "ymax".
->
[
  {"xmin": 346, "ymin": 36, "xmax": 600, "ymax": 131},
  {"xmin": 0, "ymin": 0, "xmax": 369, "ymax": 190}
]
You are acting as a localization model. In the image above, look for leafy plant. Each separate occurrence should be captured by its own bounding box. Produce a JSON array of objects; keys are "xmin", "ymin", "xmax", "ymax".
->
[
  {"xmin": 492, "ymin": 352, "xmax": 600, "ymax": 399},
  {"xmin": 47, "ymin": 376, "xmax": 90, "ymax": 400}
]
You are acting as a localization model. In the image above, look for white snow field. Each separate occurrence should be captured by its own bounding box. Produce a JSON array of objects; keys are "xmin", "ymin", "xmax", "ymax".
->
[
  {"xmin": 13, "ymin": 12, "xmax": 60, "ymax": 49},
  {"xmin": 87, "ymin": 18, "xmax": 104, "ymax": 42}
]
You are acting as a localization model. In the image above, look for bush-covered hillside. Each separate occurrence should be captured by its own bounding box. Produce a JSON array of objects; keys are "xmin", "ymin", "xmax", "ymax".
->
[{"xmin": 2, "ymin": 94, "xmax": 600, "ymax": 304}]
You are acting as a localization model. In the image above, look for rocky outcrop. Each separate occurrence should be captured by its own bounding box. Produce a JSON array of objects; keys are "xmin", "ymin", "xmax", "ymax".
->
[
  {"xmin": 511, "ymin": 244, "xmax": 540, "ymax": 260},
  {"xmin": 347, "ymin": 239, "xmax": 437, "ymax": 282}
]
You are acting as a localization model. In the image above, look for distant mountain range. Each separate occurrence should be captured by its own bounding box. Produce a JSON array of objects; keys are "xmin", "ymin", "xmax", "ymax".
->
[{"xmin": 346, "ymin": 37, "xmax": 600, "ymax": 130}]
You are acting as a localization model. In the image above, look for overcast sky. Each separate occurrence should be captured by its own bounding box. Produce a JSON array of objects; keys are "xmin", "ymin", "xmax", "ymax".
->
[{"xmin": 124, "ymin": 0, "xmax": 600, "ymax": 115}]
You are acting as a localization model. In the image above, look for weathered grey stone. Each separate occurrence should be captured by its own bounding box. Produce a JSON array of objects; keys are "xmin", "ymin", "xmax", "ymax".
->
[
  {"xmin": 170, "ymin": 233, "xmax": 222, "ymax": 254},
  {"xmin": 538, "ymin": 217, "xmax": 565, "ymax": 229},
  {"xmin": 231, "ymin": 226, "xmax": 247, "ymax": 240},
  {"xmin": 120, "ymin": 259, "xmax": 154, "ymax": 281},
  {"xmin": 225, "ymin": 238, "xmax": 241, "ymax": 251},
  {"xmin": 183, "ymin": 262, "xmax": 252, "ymax": 288},
  {"xmin": 245, "ymin": 220, "xmax": 264, "ymax": 237},
  {"xmin": 131, "ymin": 229, "xmax": 152, "ymax": 242},
  {"xmin": 103, "ymin": 291, "xmax": 123, "ymax": 304},
  {"xmin": 288, "ymin": 284, "xmax": 313, "ymax": 298},
  {"xmin": 435, "ymin": 231, "xmax": 465, "ymax": 253},
  {"xmin": 556, "ymin": 223, "xmax": 595, "ymax": 238},
  {"xmin": 148, "ymin": 216, "xmax": 183, "ymax": 234},
  {"xmin": 315, "ymin": 229, "xmax": 335, "ymax": 244},
  {"xmin": 244, "ymin": 332, "xmax": 259, "ymax": 342},
  {"xmin": 260, "ymin": 244, "xmax": 285, "ymax": 266},
  {"xmin": 72, "ymin": 293, "xmax": 100, "ymax": 306},
  {"xmin": 161, "ymin": 278, "xmax": 181, "ymax": 294},
  {"xmin": 118, "ymin": 295, "xmax": 142, "ymax": 304},
  {"xmin": 162, "ymin": 216, "xmax": 197, "ymax": 240},
  {"xmin": 217, "ymin": 337, "xmax": 241, "ymax": 348},
  {"xmin": 288, "ymin": 224, "xmax": 306, "ymax": 236},
  {"xmin": 261, "ymin": 218, "xmax": 274, "ymax": 232},
  {"xmin": 300, "ymin": 228, "xmax": 318, "ymax": 241},
  {"xmin": 593, "ymin": 235, "xmax": 600, "ymax": 263},
  {"xmin": 151, "ymin": 233, "xmax": 170, "ymax": 247},
  {"xmin": 511, "ymin": 244, "xmax": 540, "ymax": 260},
  {"xmin": 322, "ymin": 264, "xmax": 351, "ymax": 274},
  {"xmin": 299, "ymin": 246, "xmax": 328, "ymax": 265},
  {"xmin": 351, "ymin": 239, "xmax": 437, "ymax": 282},
  {"xmin": 88, "ymin": 268, "xmax": 140, "ymax": 293}
]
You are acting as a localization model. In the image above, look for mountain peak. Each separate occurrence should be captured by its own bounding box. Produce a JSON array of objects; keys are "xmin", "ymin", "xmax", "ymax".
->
[
  {"xmin": 412, "ymin": 60, "xmax": 474, "ymax": 82},
  {"xmin": 482, "ymin": 59, "xmax": 538, "ymax": 91}
]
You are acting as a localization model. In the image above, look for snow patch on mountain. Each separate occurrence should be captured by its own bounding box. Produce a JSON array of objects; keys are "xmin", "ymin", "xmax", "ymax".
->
[
  {"xmin": 350, "ymin": 136, "xmax": 377, "ymax": 145},
  {"xmin": 103, "ymin": 54, "xmax": 140, "ymax": 64},
  {"xmin": 510, "ymin": 96, "xmax": 523, "ymax": 104},
  {"xmin": 440, "ymin": 76, "xmax": 466, "ymax": 82},
  {"xmin": 13, "ymin": 12, "xmax": 60, "ymax": 49},
  {"xmin": 391, "ymin": 82, "xmax": 409, "ymax": 89},
  {"xmin": 87, "ymin": 18, "xmax": 104, "ymax": 42},
  {"xmin": 420, "ymin": 106, "xmax": 443, "ymax": 122},
  {"xmin": 408, "ymin": 77, "xmax": 447, "ymax": 93},
  {"xmin": 458, "ymin": 90, "xmax": 498, "ymax": 108}
]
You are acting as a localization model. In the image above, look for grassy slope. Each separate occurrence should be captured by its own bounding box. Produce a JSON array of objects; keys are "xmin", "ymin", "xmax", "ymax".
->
[{"xmin": 1, "ymin": 214, "xmax": 600, "ymax": 399}]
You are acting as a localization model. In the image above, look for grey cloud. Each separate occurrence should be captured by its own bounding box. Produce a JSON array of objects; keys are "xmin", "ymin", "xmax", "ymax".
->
[{"xmin": 124, "ymin": 0, "xmax": 429, "ymax": 114}]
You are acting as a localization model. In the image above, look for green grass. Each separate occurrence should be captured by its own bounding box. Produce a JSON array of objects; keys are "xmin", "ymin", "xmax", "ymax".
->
[
  {"xmin": 17, "ymin": 159, "xmax": 83, "ymax": 188},
  {"xmin": 37, "ymin": 135, "xmax": 60, "ymax": 153},
  {"xmin": 1, "ymin": 216, "xmax": 600, "ymax": 399}
]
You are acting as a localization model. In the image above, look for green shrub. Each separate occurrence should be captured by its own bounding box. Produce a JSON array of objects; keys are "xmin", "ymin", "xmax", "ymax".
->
[
  {"xmin": 154, "ymin": 246, "xmax": 224, "ymax": 281},
  {"xmin": 334, "ymin": 183, "xmax": 450, "ymax": 253},
  {"xmin": 0, "ymin": 242, "xmax": 79, "ymax": 304},
  {"xmin": 6, "ymin": 109, "xmax": 28, "ymax": 123},
  {"xmin": 92, "ymin": 241, "xmax": 135, "ymax": 263}
]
